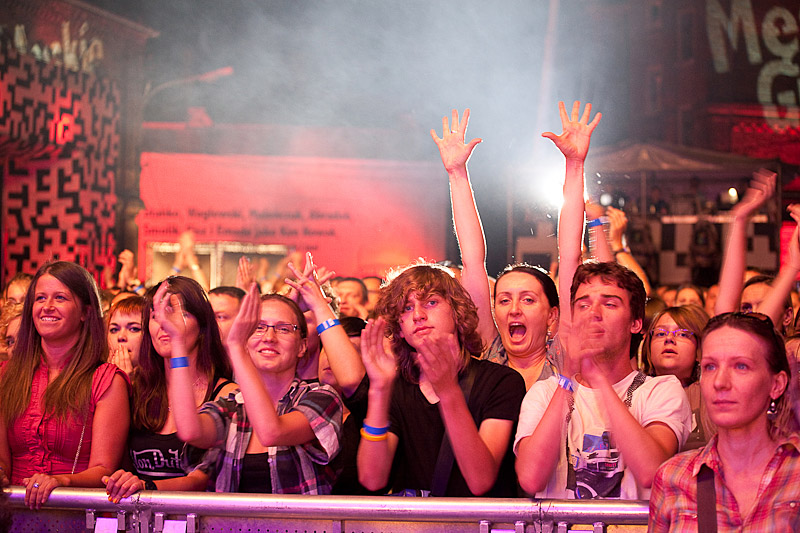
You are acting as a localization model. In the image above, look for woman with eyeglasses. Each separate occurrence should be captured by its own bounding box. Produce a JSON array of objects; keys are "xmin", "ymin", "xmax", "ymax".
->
[
  {"xmin": 642, "ymin": 305, "xmax": 714, "ymax": 449},
  {"xmin": 649, "ymin": 312, "xmax": 800, "ymax": 532},
  {"xmin": 167, "ymin": 283, "xmax": 343, "ymax": 494}
]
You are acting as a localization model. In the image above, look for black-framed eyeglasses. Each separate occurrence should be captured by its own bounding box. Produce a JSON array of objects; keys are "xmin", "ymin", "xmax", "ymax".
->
[{"xmin": 252, "ymin": 322, "xmax": 299, "ymax": 336}]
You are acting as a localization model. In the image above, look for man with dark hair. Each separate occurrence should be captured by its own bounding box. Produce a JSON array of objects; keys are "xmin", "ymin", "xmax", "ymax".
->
[
  {"xmin": 362, "ymin": 276, "xmax": 382, "ymax": 316},
  {"xmin": 336, "ymin": 277, "xmax": 369, "ymax": 320},
  {"xmin": 741, "ymin": 274, "xmax": 794, "ymax": 334},
  {"xmin": 515, "ymin": 261, "xmax": 690, "ymax": 499},
  {"xmin": 208, "ymin": 286, "xmax": 246, "ymax": 344}
]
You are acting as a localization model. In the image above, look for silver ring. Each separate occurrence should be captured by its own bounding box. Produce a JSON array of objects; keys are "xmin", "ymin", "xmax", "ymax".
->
[{"xmin": 33, "ymin": 482, "xmax": 40, "ymax": 488}]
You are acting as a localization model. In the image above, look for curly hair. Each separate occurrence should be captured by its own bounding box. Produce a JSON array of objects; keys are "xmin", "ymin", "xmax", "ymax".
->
[
  {"xmin": 642, "ymin": 304, "xmax": 709, "ymax": 382},
  {"xmin": 375, "ymin": 263, "xmax": 483, "ymax": 383}
]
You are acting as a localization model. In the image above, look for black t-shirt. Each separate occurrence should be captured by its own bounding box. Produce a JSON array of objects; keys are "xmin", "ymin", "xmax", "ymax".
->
[
  {"xmin": 129, "ymin": 428, "xmax": 206, "ymax": 482},
  {"xmin": 389, "ymin": 358, "xmax": 525, "ymax": 497}
]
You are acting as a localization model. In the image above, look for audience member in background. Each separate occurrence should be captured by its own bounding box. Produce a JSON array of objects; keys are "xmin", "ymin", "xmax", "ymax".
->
[
  {"xmin": 171, "ymin": 231, "xmax": 209, "ymax": 293},
  {"xmin": 168, "ymin": 282, "xmax": 343, "ymax": 494},
  {"xmin": 2, "ymin": 273, "xmax": 32, "ymax": 307},
  {"xmin": 649, "ymin": 312, "xmax": 800, "ymax": 532},
  {"xmin": 358, "ymin": 263, "xmax": 525, "ymax": 496},
  {"xmin": 0, "ymin": 261, "xmax": 130, "ymax": 509},
  {"xmin": 430, "ymin": 104, "xmax": 597, "ymax": 389},
  {"xmin": 675, "ymin": 284, "xmax": 705, "ymax": 308},
  {"xmin": 516, "ymin": 262, "xmax": 691, "ymax": 499},
  {"xmin": 336, "ymin": 277, "xmax": 369, "ymax": 320},
  {"xmin": 0, "ymin": 302, "xmax": 22, "ymax": 361},
  {"xmin": 362, "ymin": 276, "xmax": 382, "ymax": 316},
  {"xmin": 103, "ymin": 277, "xmax": 235, "ymax": 502},
  {"xmin": 642, "ymin": 305, "xmax": 714, "ymax": 449},
  {"xmin": 107, "ymin": 295, "xmax": 147, "ymax": 376},
  {"xmin": 714, "ymin": 169, "xmax": 776, "ymax": 317},
  {"xmin": 704, "ymin": 284, "xmax": 719, "ymax": 318},
  {"xmin": 208, "ymin": 286, "xmax": 245, "ymax": 345}
]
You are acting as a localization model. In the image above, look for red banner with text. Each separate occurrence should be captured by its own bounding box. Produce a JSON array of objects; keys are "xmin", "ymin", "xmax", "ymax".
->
[{"xmin": 137, "ymin": 153, "xmax": 447, "ymax": 278}]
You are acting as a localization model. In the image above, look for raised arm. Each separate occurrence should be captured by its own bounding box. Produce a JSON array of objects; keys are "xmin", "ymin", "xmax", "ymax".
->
[
  {"xmin": 223, "ymin": 284, "xmax": 320, "ymax": 447},
  {"xmin": 286, "ymin": 253, "xmax": 365, "ymax": 397},
  {"xmin": 357, "ymin": 318, "xmax": 399, "ymax": 492},
  {"xmin": 543, "ymin": 101, "xmax": 602, "ymax": 328},
  {"xmin": 585, "ymin": 200, "xmax": 613, "ymax": 262},
  {"xmin": 607, "ymin": 207, "xmax": 652, "ymax": 296},
  {"xmin": 758, "ymin": 205, "xmax": 800, "ymax": 328},
  {"xmin": 715, "ymin": 169, "xmax": 776, "ymax": 314},
  {"xmin": 430, "ymin": 109, "xmax": 495, "ymax": 345}
]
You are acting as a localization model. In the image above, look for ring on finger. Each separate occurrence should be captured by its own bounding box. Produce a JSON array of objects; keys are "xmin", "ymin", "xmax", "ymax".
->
[{"xmin": 33, "ymin": 482, "xmax": 40, "ymax": 488}]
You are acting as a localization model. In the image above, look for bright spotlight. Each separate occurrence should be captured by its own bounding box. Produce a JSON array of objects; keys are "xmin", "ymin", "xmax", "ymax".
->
[{"xmin": 728, "ymin": 188, "xmax": 739, "ymax": 202}]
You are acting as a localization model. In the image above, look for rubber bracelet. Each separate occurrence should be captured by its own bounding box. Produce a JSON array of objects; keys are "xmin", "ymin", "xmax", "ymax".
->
[
  {"xmin": 144, "ymin": 479, "xmax": 157, "ymax": 491},
  {"xmin": 316, "ymin": 318, "xmax": 340, "ymax": 335},
  {"xmin": 170, "ymin": 356, "xmax": 189, "ymax": 369},
  {"xmin": 362, "ymin": 423, "xmax": 390, "ymax": 436},
  {"xmin": 133, "ymin": 284, "xmax": 145, "ymax": 293},
  {"xmin": 171, "ymin": 266, "xmax": 181, "ymax": 273},
  {"xmin": 557, "ymin": 374, "xmax": 574, "ymax": 393},
  {"xmin": 613, "ymin": 248, "xmax": 631, "ymax": 255},
  {"xmin": 360, "ymin": 428, "xmax": 389, "ymax": 442},
  {"xmin": 586, "ymin": 218, "xmax": 603, "ymax": 228}
]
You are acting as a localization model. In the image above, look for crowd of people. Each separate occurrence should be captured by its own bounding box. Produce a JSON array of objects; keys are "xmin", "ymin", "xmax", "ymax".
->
[{"xmin": 0, "ymin": 101, "xmax": 798, "ymax": 531}]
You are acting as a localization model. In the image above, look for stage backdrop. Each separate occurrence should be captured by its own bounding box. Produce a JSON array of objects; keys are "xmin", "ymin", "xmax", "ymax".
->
[{"xmin": 137, "ymin": 152, "xmax": 447, "ymax": 278}]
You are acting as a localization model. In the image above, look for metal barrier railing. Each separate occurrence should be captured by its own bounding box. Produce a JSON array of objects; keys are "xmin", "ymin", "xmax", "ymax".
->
[{"xmin": 7, "ymin": 486, "xmax": 650, "ymax": 533}]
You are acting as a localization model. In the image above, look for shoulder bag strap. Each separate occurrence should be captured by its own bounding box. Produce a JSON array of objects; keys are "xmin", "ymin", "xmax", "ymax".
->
[
  {"xmin": 696, "ymin": 464, "xmax": 717, "ymax": 533},
  {"xmin": 430, "ymin": 360, "xmax": 477, "ymax": 496}
]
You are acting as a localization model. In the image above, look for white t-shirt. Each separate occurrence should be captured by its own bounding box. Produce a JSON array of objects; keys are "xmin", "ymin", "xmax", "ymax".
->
[{"xmin": 514, "ymin": 371, "xmax": 691, "ymax": 499}]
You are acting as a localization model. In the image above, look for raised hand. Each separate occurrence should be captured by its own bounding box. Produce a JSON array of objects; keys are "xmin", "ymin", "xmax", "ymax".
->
[
  {"xmin": 152, "ymin": 282, "xmax": 187, "ymax": 341},
  {"xmin": 430, "ymin": 108, "xmax": 482, "ymax": 175},
  {"xmin": 109, "ymin": 345, "xmax": 134, "ymax": 376},
  {"xmin": 607, "ymin": 206, "xmax": 628, "ymax": 249},
  {"xmin": 285, "ymin": 254, "xmax": 331, "ymax": 314},
  {"xmin": 360, "ymin": 318, "xmax": 397, "ymax": 390},
  {"xmin": 102, "ymin": 469, "xmax": 146, "ymax": 503},
  {"xmin": 416, "ymin": 333, "xmax": 460, "ymax": 394},
  {"xmin": 236, "ymin": 256, "xmax": 256, "ymax": 291},
  {"xmin": 542, "ymin": 101, "xmax": 601, "ymax": 162},
  {"xmin": 787, "ymin": 205, "xmax": 800, "ymax": 270},
  {"xmin": 226, "ymin": 283, "xmax": 260, "ymax": 348},
  {"xmin": 732, "ymin": 168, "xmax": 776, "ymax": 219}
]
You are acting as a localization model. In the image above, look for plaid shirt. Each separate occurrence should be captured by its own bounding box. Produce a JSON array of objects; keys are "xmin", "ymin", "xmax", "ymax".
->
[
  {"xmin": 201, "ymin": 378, "xmax": 343, "ymax": 494},
  {"xmin": 649, "ymin": 432, "xmax": 800, "ymax": 532}
]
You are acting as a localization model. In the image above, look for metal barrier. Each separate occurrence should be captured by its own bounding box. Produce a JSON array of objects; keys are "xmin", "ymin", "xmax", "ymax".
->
[{"xmin": 7, "ymin": 486, "xmax": 650, "ymax": 533}]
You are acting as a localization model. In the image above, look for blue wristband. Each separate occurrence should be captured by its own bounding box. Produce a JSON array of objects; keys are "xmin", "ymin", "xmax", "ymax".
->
[
  {"xmin": 586, "ymin": 218, "xmax": 603, "ymax": 228},
  {"xmin": 362, "ymin": 423, "xmax": 389, "ymax": 436},
  {"xmin": 557, "ymin": 374, "xmax": 574, "ymax": 393},
  {"xmin": 133, "ymin": 284, "xmax": 145, "ymax": 293},
  {"xmin": 316, "ymin": 318, "xmax": 340, "ymax": 335},
  {"xmin": 171, "ymin": 266, "xmax": 181, "ymax": 274},
  {"xmin": 170, "ymin": 356, "xmax": 189, "ymax": 369}
]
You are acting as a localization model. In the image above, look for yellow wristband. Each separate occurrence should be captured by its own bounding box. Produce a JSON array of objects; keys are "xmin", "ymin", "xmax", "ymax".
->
[{"xmin": 360, "ymin": 427, "xmax": 389, "ymax": 442}]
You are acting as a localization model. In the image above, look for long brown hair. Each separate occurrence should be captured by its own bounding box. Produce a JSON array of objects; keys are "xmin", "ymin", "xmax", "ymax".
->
[
  {"xmin": 0, "ymin": 261, "xmax": 106, "ymax": 422},
  {"xmin": 133, "ymin": 277, "xmax": 232, "ymax": 432},
  {"xmin": 375, "ymin": 263, "xmax": 483, "ymax": 383}
]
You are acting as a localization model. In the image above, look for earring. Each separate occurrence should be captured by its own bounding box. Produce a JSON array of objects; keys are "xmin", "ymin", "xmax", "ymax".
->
[{"xmin": 767, "ymin": 398, "xmax": 779, "ymax": 421}]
